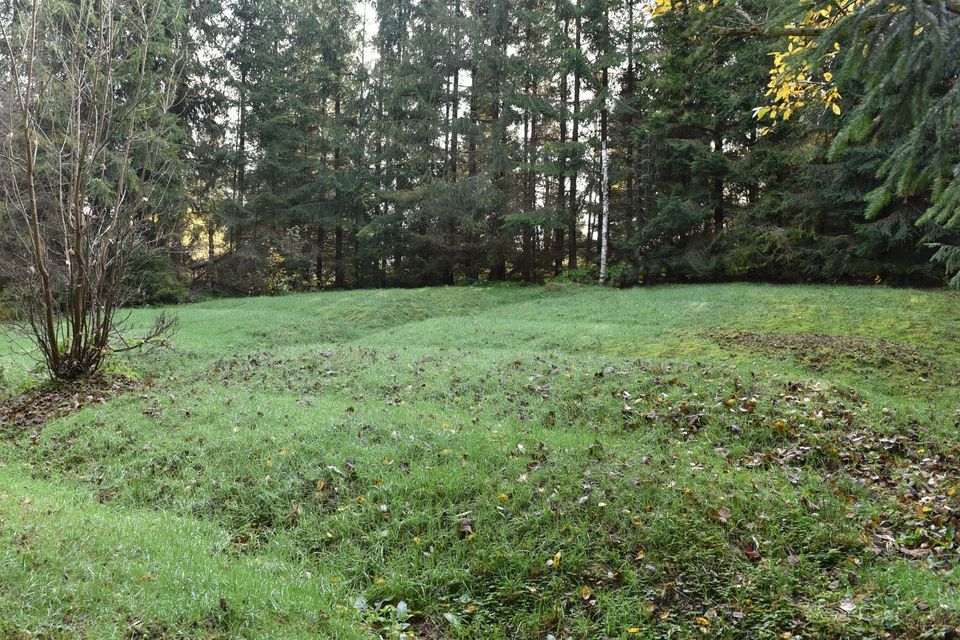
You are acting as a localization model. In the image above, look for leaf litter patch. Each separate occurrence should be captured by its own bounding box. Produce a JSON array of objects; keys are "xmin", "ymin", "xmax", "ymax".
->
[
  {"xmin": 605, "ymin": 364, "xmax": 958, "ymax": 568},
  {"xmin": 0, "ymin": 374, "xmax": 141, "ymax": 435},
  {"xmin": 734, "ymin": 380, "xmax": 960, "ymax": 567},
  {"xmin": 706, "ymin": 330, "xmax": 932, "ymax": 372}
]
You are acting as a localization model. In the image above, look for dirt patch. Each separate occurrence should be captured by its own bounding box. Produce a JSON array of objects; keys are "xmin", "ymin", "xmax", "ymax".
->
[
  {"xmin": 0, "ymin": 374, "xmax": 141, "ymax": 434},
  {"xmin": 409, "ymin": 617, "xmax": 447, "ymax": 640},
  {"xmin": 706, "ymin": 330, "xmax": 932, "ymax": 372}
]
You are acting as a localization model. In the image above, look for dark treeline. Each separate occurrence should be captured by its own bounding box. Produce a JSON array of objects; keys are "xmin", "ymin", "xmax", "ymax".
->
[{"xmin": 141, "ymin": 0, "xmax": 957, "ymax": 296}]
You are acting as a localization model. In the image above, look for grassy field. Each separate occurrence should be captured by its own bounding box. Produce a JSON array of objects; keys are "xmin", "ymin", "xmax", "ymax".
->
[{"xmin": 1, "ymin": 283, "xmax": 958, "ymax": 639}]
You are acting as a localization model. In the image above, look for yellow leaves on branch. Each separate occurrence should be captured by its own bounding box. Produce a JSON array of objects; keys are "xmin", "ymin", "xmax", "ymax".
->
[
  {"xmin": 651, "ymin": 0, "xmax": 672, "ymax": 16},
  {"xmin": 651, "ymin": 0, "xmax": 717, "ymax": 18},
  {"xmin": 759, "ymin": 25, "xmax": 845, "ymax": 127},
  {"xmin": 651, "ymin": 0, "xmax": 871, "ymax": 127}
]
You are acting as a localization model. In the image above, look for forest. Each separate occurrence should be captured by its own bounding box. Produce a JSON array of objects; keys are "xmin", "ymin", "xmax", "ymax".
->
[{"xmin": 3, "ymin": 0, "xmax": 959, "ymax": 305}]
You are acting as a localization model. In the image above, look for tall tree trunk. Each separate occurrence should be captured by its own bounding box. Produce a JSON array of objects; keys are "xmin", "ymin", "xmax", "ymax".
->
[
  {"xmin": 316, "ymin": 225, "xmax": 325, "ymax": 288},
  {"xmin": 376, "ymin": 64, "xmax": 388, "ymax": 283},
  {"xmin": 522, "ymin": 69, "xmax": 535, "ymax": 283},
  {"xmin": 468, "ymin": 63, "xmax": 478, "ymax": 178},
  {"xmin": 335, "ymin": 226, "xmax": 345, "ymax": 286},
  {"xmin": 450, "ymin": 66, "xmax": 459, "ymax": 179},
  {"xmin": 467, "ymin": 62, "xmax": 480, "ymax": 280},
  {"xmin": 586, "ymin": 194, "xmax": 594, "ymax": 261},
  {"xmin": 488, "ymin": 22, "xmax": 508, "ymax": 283},
  {"xmin": 555, "ymin": 19, "xmax": 568, "ymax": 276},
  {"xmin": 599, "ymin": 139, "xmax": 610, "ymax": 284},
  {"xmin": 444, "ymin": 74, "xmax": 452, "ymax": 175},
  {"xmin": 713, "ymin": 129, "xmax": 724, "ymax": 233},
  {"xmin": 236, "ymin": 68, "xmax": 247, "ymax": 214},
  {"xmin": 598, "ymin": 27, "xmax": 610, "ymax": 283},
  {"xmin": 208, "ymin": 219, "xmax": 217, "ymax": 290},
  {"xmin": 625, "ymin": 0, "xmax": 638, "ymax": 238},
  {"xmin": 568, "ymin": 4, "xmax": 580, "ymax": 269},
  {"xmin": 334, "ymin": 96, "xmax": 345, "ymax": 287}
]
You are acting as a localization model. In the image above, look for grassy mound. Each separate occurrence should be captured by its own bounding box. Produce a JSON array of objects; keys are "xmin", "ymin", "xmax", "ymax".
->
[{"xmin": 1, "ymin": 284, "xmax": 958, "ymax": 638}]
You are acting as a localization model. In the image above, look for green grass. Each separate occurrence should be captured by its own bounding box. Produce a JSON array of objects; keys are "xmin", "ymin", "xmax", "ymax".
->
[{"xmin": 1, "ymin": 283, "xmax": 958, "ymax": 639}]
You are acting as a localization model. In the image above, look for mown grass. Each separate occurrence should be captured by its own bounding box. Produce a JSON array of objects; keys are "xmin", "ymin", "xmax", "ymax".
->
[{"xmin": 1, "ymin": 283, "xmax": 958, "ymax": 639}]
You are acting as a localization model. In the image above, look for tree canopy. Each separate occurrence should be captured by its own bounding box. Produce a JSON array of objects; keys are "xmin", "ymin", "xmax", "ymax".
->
[{"xmin": 4, "ymin": 0, "xmax": 958, "ymax": 299}]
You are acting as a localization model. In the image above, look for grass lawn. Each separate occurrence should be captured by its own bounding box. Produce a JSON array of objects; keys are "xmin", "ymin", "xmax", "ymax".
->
[{"xmin": 1, "ymin": 283, "xmax": 958, "ymax": 639}]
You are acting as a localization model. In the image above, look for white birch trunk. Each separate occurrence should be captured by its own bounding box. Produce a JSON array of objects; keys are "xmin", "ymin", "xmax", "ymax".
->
[{"xmin": 598, "ymin": 140, "xmax": 610, "ymax": 285}]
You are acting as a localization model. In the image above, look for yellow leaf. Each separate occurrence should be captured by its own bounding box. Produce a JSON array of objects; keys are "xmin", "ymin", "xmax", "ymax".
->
[
  {"xmin": 628, "ymin": 628, "xmax": 641, "ymax": 634},
  {"xmin": 914, "ymin": 25, "xmax": 924, "ymax": 35},
  {"xmin": 823, "ymin": 72, "xmax": 833, "ymax": 82},
  {"xmin": 831, "ymin": 103, "xmax": 842, "ymax": 115},
  {"xmin": 581, "ymin": 586, "xmax": 592, "ymax": 600}
]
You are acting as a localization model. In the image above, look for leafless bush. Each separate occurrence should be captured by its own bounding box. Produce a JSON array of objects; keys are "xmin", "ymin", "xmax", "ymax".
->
[{"xmin": 0, "ymin": 0, "xmax": 184, "ymax": 379}]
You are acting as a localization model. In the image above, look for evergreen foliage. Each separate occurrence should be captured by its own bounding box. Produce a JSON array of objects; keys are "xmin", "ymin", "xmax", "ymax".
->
[{"xmin": 16, "ymin": 0, "xmax": 950, "ymax": 291}]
